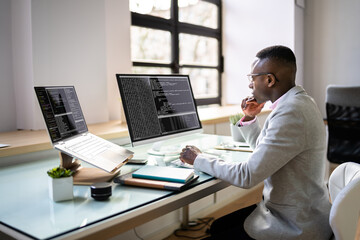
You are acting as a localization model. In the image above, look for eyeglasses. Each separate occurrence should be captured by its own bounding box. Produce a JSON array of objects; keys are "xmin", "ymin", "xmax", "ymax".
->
[{"xmin": 247, "ymin": 73, "xmax": 280, "ymax": 83}]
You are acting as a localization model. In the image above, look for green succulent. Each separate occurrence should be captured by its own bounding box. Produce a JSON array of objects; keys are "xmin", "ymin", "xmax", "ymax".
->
[
  {"xmin": 229, "ymin": 113, "xmax": 244, "ymax": 125},
  {"xmin": 47, "ymin": 166, "xmax": 73, "ymax": 178}
]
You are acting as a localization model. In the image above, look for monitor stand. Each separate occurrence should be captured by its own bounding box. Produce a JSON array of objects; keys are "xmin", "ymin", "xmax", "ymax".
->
[{"xmin": 59, "ymin": 152, "xmax": 119, "ymax": 185}]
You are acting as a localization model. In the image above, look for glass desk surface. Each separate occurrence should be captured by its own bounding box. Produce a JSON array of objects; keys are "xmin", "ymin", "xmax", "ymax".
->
[{"xmin": 0, "ymin": 134, "xmax": 251, "ymax": 239}]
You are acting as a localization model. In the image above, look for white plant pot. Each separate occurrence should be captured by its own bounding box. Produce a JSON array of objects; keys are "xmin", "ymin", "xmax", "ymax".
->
[
  {"xmin": 48, "ymin": 176, "xmax": 73, "ymax": 202},
  {"xmin": 230, "ymin": 123, "xmax": 245, "ymax": 142}
]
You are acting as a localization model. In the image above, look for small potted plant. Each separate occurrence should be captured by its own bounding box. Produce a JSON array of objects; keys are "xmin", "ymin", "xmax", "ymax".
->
[
  {"xmin": 229, "ymin": 113, "xmax": 245, "ymax": 142},
  {"xmin": 47, "ymin": 166, "xmax": 74, "ymax": 202}
]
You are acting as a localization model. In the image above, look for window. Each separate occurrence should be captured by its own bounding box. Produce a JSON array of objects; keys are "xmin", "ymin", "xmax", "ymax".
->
[{"xmin": 130, "ymin": 0, "xmax": 223, "ymax": 106}]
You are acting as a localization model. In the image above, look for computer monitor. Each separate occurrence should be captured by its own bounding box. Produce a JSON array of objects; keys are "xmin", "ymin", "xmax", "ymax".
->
[{"xmin": 116, "ymin": 74, "xmax": 203, "ymax": 148}]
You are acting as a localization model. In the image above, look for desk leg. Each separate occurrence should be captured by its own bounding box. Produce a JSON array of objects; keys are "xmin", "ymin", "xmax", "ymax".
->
[{"xmin": 181, "ymin": 205, "xmax": 189, "ymax": 229}]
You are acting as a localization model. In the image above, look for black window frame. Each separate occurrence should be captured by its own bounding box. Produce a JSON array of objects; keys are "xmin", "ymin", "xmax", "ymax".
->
[{"xmin": 131, "ymin": 0, "xmax": 223, "ymax": 106}]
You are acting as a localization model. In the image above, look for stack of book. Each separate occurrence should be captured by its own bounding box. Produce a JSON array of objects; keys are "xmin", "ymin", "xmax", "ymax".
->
[{"xmin": 114, "ymin": 165, "xmax": 198, "ymax": 191}]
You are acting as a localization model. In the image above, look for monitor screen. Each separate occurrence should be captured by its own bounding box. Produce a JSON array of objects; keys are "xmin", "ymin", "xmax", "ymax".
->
[
  {"xmin": 35, "ymin": 86, "xmax": 88, "ymax": 143},
  {"xmin": 116, "ymin": 74, "xmax": 202, "ymax": 147}
]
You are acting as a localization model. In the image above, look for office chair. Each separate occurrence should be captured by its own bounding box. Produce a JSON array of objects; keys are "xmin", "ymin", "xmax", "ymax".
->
[
  {"xmin": 326, "ymin": 85, "xmax": 360, "ymax": 165},
  {"xmin": 328, "ymin": 162, "xmax": 360, "ymax": 240}
]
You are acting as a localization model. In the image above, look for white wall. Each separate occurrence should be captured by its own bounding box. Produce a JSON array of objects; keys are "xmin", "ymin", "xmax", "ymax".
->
[
  {"xmin": 12, "ymin": 0, "xmax": 37, "ymax": 130},
  {"xmin": 31, "ymin": 0, "xmax": 109, "ymax": 129},
  {"xmin": 303, "ymin": 0, "xmax": 360, "ymax": 117},
  {"xmin": 223, "ymin": 0, "xmax": 298, "ymax": 105},
  {"xmin": 0, "ymin": 0, "xmax": 131, "ymax": 132},
  {"xmin": 0, "ymin": 0, "xmax": 16, "ymax": 132},
  {"xmin": 105, "ymin": 0, "xmax": 133, "ymax": 121},
  {"xmin": 294, "ymin": 0, "xmax": 305, "ymax": 87},
  {"xmin": 222, "ymin": 0, "xmax": 360, "ymax": 118}
]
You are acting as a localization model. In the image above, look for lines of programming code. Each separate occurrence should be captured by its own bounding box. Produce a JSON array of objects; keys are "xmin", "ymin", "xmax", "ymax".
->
[
  {"xmin": 150, "ymin": 77, "xmax": 200, "ymax": 133},
  {"xmin": 159, "ymin": 113, "xmax": 200, "ymax": 134},
  {"xmin": 35, "ymin": 87, "xmax": 87, "ymax": 142},
  {"xmin": 151, "ymin": 78, "xmax": 196, "ymax": 115},
  {"xmin": 118, "ymin": 75, "xmax": 201, "ymax": 143},
  {"xmin": 48, "ymin": 88, "xmax": 77, "ymax": 136},
  {"xmin": 119, "ymin": 77, "xmax": 162, "ymax": 140},
  {"xmin": 36, "ymin": 88, "xmax": 62, "ymax": 142}
]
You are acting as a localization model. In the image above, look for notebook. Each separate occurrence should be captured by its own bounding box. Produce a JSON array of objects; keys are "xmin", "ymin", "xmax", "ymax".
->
[
  {"xmin": 114, "ymin": 171, "xmax": 199, "ymax": 191},
  {"xmin": 132, "ymin": 165, "xmax": 195, "ymax": 183},
  {"xmin": 34, "ymin": 86, "xmax": 134, "ymax": 173}
]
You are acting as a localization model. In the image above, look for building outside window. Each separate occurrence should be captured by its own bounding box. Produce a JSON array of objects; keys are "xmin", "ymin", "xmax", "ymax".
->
[{"xmin": 130, "ymin": 0, "xmax": 223, "ymax": 106}]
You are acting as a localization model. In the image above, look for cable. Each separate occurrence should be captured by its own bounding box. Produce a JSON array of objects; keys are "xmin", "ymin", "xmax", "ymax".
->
[
  {"xmin": 133, "ymin": 227, "xmax": 144, "ymax": 240},
  {"xmin": 173, "ymin": 217, "xmax": 214, "ymax": 239}
]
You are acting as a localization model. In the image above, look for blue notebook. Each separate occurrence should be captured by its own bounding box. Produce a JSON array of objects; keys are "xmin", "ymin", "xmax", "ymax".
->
[{"xmin": 132, "ymin": 165, "xmax": 195, "ymax": 183}]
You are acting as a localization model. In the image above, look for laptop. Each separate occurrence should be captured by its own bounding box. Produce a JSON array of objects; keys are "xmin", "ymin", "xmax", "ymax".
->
[{"xmin": 34, "ymin": 86, "xmax": 134, "ymax": 173}]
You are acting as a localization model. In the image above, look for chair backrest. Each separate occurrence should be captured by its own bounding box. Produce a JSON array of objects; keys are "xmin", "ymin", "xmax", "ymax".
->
[
  {"xmin": 326, "ymin": 85, "xmax": 360, "ymax": 164},
  {"xmin": 329, "ymin": 162, "xmax": 360, "ymax": 240}
]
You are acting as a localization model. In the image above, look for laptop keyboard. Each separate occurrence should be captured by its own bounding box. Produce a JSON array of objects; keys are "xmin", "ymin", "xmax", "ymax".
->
[{"xmin": 65, "ymin": 136, "xmax": 110, "ymax": 158}]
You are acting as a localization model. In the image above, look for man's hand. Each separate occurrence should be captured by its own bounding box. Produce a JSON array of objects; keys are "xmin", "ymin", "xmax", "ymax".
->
[
  {"xmin": 241, "ymin": 97, "xmax": 265, "ymax": 121},
  {"xmin": 179, "ymin": 145, "xmax": 202, "ymax": 165}
]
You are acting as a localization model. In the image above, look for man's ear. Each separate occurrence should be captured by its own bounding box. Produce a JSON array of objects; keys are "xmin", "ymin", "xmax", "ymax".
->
[{"xmin": 267, "ymin": 74, "xmax": 276, "ymax": 87}]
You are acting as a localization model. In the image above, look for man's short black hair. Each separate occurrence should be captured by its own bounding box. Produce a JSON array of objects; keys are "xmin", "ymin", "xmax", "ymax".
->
[{"xmin": 256, "ymin": 45, "xmax": 296, "ymax": 69}]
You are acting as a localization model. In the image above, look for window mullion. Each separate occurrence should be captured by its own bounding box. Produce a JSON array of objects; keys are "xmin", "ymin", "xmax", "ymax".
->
[
  {"xmin": 196, "ymin": 97, "xmax": 221, "ymax": 106},
  {"xmin": 171, "ymin": 0, "xmax": 179, "ymax": 73},
  {"xmin": 178, "ymin": 23, "xmax": 220, "ymax": 39},
  {"xmin": 133, "ymin": 62, "xmax": 172, "ymax": 68},
  {"xmin": 131, "ymin": 12, "xmax": 171, "ymax": 31},
  {"xmin": 203, "ymin": 0, "xmax": 221, "ymax": 6},
  {"xmin": 180, "ymin": 64, "xmax": 218, "ymax": 69},
  {"xmin": 218, "ymin": 0, "xmax": 223, "ymax": 104}
]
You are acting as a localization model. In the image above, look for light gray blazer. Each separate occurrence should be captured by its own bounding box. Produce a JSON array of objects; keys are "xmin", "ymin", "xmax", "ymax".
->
[{"xmin": 194, "ymin": 86, "xmax": 332, "ymax": 240}]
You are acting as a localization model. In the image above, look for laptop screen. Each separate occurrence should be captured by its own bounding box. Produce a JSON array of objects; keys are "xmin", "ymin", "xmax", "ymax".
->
[
  {"xmin": 116, "ymin": 74, "xmax": 202, "ymax": 146},
  {"xmin": 35, "ymin": 86, "xmax": 88, "ymax": 143}
]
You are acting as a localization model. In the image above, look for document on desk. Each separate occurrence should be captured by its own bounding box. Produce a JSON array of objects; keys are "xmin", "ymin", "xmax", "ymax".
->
[{"xmin": 214, "ymin": 142, "xmax": 253, "ymax": 152}]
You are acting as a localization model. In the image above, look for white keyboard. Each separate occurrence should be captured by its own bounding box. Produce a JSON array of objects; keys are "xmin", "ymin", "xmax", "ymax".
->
[{"xmin": 65, "ymin": 136, "xmax": 111, "ymax": 158}]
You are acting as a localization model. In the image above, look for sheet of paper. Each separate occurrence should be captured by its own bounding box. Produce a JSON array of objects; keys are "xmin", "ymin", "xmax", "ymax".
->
[
  {"xmin": 0, "ymin": 143, "xmax": 10, "ymax": 148},
  {"xmin": 214, "ymin": 142, "xmax": 252, "ymax": 152}
]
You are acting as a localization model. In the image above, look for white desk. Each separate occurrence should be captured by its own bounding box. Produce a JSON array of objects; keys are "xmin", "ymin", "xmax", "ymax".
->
[{"xmin": 0, "ymin": 134, "xmax": 252, "ymax": 240}]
